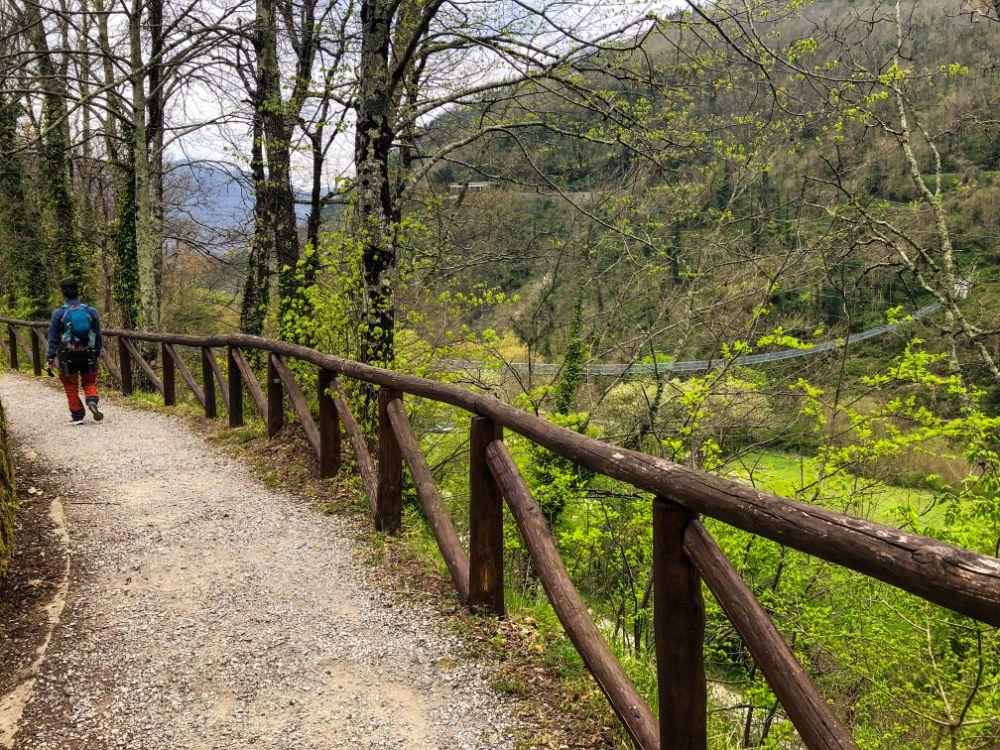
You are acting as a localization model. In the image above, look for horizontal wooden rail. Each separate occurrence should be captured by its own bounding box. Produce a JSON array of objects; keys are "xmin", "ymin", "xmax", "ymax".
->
[
  {"xmin": 6, "ymin": 316, "xmax": 1000, "ymax": 750},
  {"xmin": 3, "ymin": 320, "xmax": 984, "ymax": 626},
  {"xmin": 5, "ymin": 318, "xmax": 998, "ymax": 624}
]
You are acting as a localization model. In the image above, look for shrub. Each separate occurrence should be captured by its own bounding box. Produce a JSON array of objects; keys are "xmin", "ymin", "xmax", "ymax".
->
[{"xmin": 595, "ymin": 375, "xmax": 779, "ymax": 455}]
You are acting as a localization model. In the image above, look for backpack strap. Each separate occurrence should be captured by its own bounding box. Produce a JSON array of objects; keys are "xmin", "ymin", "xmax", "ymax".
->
[
  {"xmin": 58, "ymin": 304, "xmax": 71, "ymax": 332},
  {"xmin": 59, "ymin": 303, "xmax": 91, "ymax": 323}
]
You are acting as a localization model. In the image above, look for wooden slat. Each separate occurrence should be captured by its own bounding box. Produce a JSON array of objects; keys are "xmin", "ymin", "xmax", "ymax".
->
[
  {"xmin": 387, "ymin": 398, "xmax": 470, "ymax": 601},
  {"xmin": 4, "ymin": 325, "xmax": 16, "ymax": 369},
  {"xmin": 269, "ymin": 353, "xmax": 320, "ymax": 456},
  {"xmin": 653, "ymin": 499, "xmax": 706, "ymax": 749},
  {"xmin": 162, "ymin": 342, "xmax": 176, "ymax": 406},
  {"xmin": 7, "ymin": 323, "xmax": 20, "ymax": 370},
  {"xmin": 4, "ymin": 329, "xmax": 14, "ymax": 369},
  {"xmin": 99, "ymin": 347, "xmax": 122, "ymax": 387},
  {"xmin": 267, "ymin": 355, "xmax": 284, "ymax": 437},
  {"xmin": 486, "ymin": 440, "xmax": 658, "ymax": 749},
  {"xmin": 164, "ymin": 344, "xmax": 205, "ymax": 407},
  {"xmin": 331, "ymin": 378, "xmax": 377, "ymax": 514},
  {"xmin": 376, "ymin": 388, "xmax": 403, "ymax": 534},
  {"xmin": 10, "ymin": 326, "xmax": 33, "ymax": 367},
  {"xmin": 683, "ymin": 521, "xmax": 858, "ymax": 750},
  {"xmin": 204, "ymin": 346, "xmax": 229, "ymax": 411},
  {"xmin": 118, "ymin": 337, "xmax": 134, "ymax": 394},
  {"xmin": 122, "ymin": 337, "xmax": 164, "ymax": 395},
  {"xmin": 231, "ymin": 346, "xmax": 267, "ymax": 421},
  {"xmin": 201, "ymin": 346, "xmax": 218, "ymax": 417},
  {"xmin": 29, "ymin": 329, "xmax": 41, "ymax": 375},
  {"xmin": 318, "ymin": 369, "xmax": 340, "ymax": 477},
  {"xmin": 228, "ymin": 346, "xmax": 244, "ymax": 427},
  {"xmin": 469, "ymin": 417, "xmax": 504, "ymax": 617}
]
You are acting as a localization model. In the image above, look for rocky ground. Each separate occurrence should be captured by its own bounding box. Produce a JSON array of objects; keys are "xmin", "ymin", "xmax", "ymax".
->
[{"xmin": 0, "ymin": 373, "xmax": 519, "ymax": 750}]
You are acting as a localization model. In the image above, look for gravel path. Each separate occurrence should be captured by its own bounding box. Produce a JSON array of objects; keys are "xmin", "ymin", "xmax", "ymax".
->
[{"xmin": 0, "ymin": 374, "xmax": 518, "ymax": 750}]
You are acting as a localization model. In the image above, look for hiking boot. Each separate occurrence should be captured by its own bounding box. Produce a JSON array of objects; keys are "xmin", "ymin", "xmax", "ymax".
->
[
  {"xmin": 71, "ymin": 417, "xmax": 85, "ymax": 426},
  {"xmin": 87, "ymin": 399, "xmax": 104, "ymax": 422}
]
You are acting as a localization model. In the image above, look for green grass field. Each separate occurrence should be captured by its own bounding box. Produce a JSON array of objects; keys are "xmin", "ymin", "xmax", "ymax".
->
[{"xmin": 727, "ymin": 450, "xmax": 945, "ymax": 527}]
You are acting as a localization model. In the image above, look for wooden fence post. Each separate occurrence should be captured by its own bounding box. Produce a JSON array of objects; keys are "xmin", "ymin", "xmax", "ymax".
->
[
  {"xmin": 161, "ymin": 342, "xmax": 176, "ymax": 406},
  {"xmin": 29, "ymin": 329, "xmax": 41, "ymax": 376},
  {"xmin": 6, "ymin": 326, "xmax": 17, "ymax": 370},
  {"xmin": 266, "ymin": 354, "xmax": 284, "ymax": 437},
  {"xmin": 118, "ymin": 337, "xmax": 134, "ymax": 395},
  {"xmin": 469, "ymin": 416, "xmax": 505, "ymax": 616},
  {"xmin": 318, "ymin": 369, "xmax": 340, "ymax": 477},
  {"xmin": 376, "ymin": 387, "xmax": 402, "ymax": 533},
  {"xmin": 653, "ymin": 497, "xmax": 707, "ymax": 750},
  {"xmin": 228, "ymin": 346, "xmax": 244, "ymax": 427},
  {"xmin": 201, "ymin": 346, "xmax": 217, "ymax": 418}
]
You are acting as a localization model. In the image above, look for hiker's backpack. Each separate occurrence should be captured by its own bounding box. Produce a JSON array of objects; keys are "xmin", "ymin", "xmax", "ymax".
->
[{"xmin": 59, "ymin": 303, "xmax": 97, "ymax": 360}]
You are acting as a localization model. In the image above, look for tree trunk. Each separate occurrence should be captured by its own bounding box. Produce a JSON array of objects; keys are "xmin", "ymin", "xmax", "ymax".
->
[
  {"xmin": 147, "ymin": 0, "xmax": 165, "ymax": 293},
  {"xmin": 25, "ymin": 1, "xmax": 78, "ymax": 284},
  {"xmin": 241, "ymin": 110, "xmax": 272, "ymax": 339},
  {"xmin": 0, "ymin": 96, "xmax": 44, "ymax": 315},
  {"xmin": 354, "ymin": 0, "xmax": 397, "ymax": 369},
  {"xmin": 93, "ymin": 0, "xmax": 121, "ymax": 164},
  {"xmin": 255, "ymin": 0, "xmax": 302, "ymax": 340},
  {"xmin": 111, "ymin": 124, "xmax": 141, "ymax": 330},
  {"xmin": 130, "ymin": 0, "xmax": 160, "ymax": 331},
  {"xmin": 306, "ymin": 124, "xmax": 323, "ymax": 266}
]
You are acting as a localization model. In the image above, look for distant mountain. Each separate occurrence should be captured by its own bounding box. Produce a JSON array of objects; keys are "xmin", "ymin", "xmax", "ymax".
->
[
  {"xmin": 165, "ymin": 162, "xmax": 253, "ymax": 234},
  {"xmin": 163, "ymin": 162, "xmax": 334, "ymax": 253}
]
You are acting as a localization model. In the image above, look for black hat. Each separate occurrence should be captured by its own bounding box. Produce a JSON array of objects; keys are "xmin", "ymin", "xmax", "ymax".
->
[{"xmin": 60, "ymin": 278, "xmax": 79, "ymax": 298}]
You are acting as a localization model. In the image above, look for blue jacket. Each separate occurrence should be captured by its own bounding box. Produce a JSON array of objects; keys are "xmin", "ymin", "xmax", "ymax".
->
[{"xmin": 47, "ymin": 299, "xmax": 102, "ymax": 359}]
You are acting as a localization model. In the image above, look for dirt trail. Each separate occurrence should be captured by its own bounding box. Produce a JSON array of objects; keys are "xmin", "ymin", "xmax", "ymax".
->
[{"xmin": 0, "ymin": 374, "xmax": 516, "ymax": 750}]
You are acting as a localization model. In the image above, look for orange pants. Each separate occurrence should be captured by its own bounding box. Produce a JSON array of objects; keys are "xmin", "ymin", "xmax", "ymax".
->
[{"xmin": 59, "ymin": 368, "xmax": 99, "ymax": 417}]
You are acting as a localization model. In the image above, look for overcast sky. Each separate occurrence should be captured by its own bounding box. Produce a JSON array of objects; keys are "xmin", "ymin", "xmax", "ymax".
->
[{"xmin": 160, "ymin": 0, "xmax": 685, "ymax": 189}]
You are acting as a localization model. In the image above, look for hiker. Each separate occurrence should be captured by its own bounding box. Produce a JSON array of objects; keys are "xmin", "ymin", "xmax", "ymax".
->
[{"xmin": 45, "ymin": 278, "xmax": 104, "ymax": 426}]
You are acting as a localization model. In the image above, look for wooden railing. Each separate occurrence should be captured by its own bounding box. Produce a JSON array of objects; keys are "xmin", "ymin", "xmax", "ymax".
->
[{"xmin": 4, "ymin": 317, "xmax": 999, "ymax": 750}]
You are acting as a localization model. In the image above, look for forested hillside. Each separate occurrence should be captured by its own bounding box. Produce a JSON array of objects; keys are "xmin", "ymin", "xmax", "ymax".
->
[
  {"xmin": 417, "ymin": 0, "xmax": 1000, "ymax": 379},
  {"xmin": 1, "ymin": 0, "xmax": 999, "ymax": 746}
]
